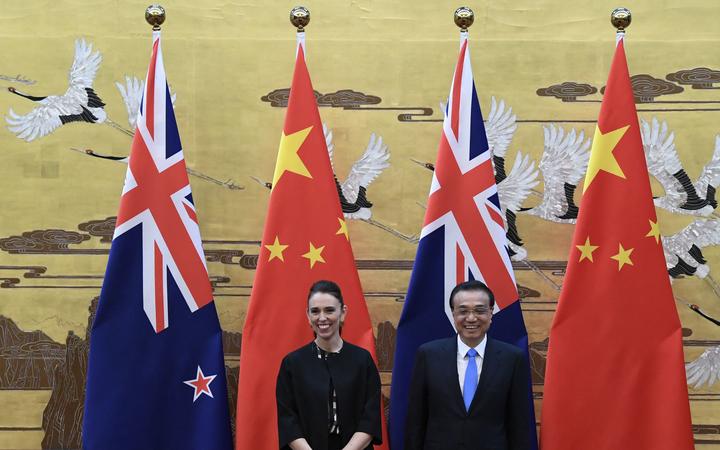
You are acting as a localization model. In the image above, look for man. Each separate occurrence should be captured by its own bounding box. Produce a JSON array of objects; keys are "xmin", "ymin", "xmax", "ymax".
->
[{"xmin": 404, "ymin": 280, "xmax": 531, "ymax": 450}]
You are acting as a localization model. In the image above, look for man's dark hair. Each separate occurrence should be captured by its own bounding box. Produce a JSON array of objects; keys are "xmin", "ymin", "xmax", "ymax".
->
[
  {"xmin": 449, "ymin": 280, "xmax": 495, "ymax": 310},
  {"xmin": 307, "ymin": 280, "xmax": 344, "ymax": 307}
]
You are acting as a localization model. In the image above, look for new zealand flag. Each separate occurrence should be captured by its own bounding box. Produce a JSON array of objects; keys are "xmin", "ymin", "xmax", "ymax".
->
[
  {"xmin": 388, "ymin": 35, "xmax": 537, "ymax": 450},
  {"xmin": 83, "ymin": 31, "xmax": 233, "ymax": 450}
]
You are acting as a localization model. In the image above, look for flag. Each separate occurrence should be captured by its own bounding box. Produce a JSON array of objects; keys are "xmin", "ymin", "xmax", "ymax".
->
[
  {"xmin": 389, "ymin": 33, "xmax": 537, "ymax": 450},
  {"xmin": 83, "ymin": 32, "xmax": 233, "ymax": 450},
  {"xmin": 539, "ymin": 35, "xmax": 694, "ymax": 450},
  {"xmin": 235, "ymin": 33, "xmax": 388, "ymax": 450}
]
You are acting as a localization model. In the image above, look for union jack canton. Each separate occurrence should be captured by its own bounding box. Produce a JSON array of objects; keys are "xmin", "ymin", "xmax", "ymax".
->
[{"xmin": 115, "ymin": 35, "xmax": 212, "ymax": 333}]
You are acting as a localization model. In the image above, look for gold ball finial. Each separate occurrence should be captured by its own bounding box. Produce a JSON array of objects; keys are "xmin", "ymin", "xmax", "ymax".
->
[
  {"xmin": 610, "ymin": 7, "xmax": 631, "ymax": 32},
  {"xmin": 145, "ymin": 4, "xmax": 166, "ymax": 30},
  {"xmin": 290, "ymin": 6, "xmax": 310, "ymax": 32},
  {"xmin": 454, "ymin": 6, "xmax": 474, "ymax": 31}
]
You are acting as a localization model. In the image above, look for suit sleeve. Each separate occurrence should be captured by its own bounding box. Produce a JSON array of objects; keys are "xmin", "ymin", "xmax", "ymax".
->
[
  {"xmin": 355, "ymin": 351, "xmax": 383, "ymax": 445},
  {"xmin": 404, "ymin": 347, "xmax": 428, "ymax": 450},
  {"xmin": 276, "ymin": 356, "xmax": 304, "ymax": 449},
  {"xmin": 506, "ymin": 350, "xmax": 532, "ymax": 450}
]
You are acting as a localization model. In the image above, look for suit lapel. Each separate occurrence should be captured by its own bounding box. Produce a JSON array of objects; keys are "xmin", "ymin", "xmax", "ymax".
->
[
  {"xmin": 445, "ymin": 337, "xmax": 466, "ymax": 414},
  {"xmin": 469, "ymin": 337, "xmax": 498, "ymax": 413}
]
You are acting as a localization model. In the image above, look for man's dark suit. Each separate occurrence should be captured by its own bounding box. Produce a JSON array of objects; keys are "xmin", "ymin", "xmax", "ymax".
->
[{"xmin": 404, "ymin": 336, "xmax": 531, "ymax": 450}]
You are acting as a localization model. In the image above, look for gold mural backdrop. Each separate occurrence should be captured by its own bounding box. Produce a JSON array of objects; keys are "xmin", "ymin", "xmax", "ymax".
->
[{"xmin": 1, "ymin": 0, "xmax": 719, "ymax": 448}]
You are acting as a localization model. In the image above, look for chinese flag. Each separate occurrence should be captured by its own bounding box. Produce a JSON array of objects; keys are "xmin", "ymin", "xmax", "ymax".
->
[
  {"xmin": 235, "ymin": 37, "xmax": 388, "ymax": 450},
  {"xmin": 539, "ymin": 36, "xmax": 695, "ymax": 450}
]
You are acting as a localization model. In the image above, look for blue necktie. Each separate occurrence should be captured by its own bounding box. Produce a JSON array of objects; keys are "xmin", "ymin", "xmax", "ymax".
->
[{"xmin": 463, "ymin": 348, "xmax": 478, "ymax": 411}]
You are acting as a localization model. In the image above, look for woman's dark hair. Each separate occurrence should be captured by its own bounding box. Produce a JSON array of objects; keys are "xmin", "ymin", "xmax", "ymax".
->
[{"xmin": 307, "ymin": 280, "xmax": 344, "ymax": 307}]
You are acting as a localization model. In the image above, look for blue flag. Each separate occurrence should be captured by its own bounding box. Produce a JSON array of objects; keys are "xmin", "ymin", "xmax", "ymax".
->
[
  {"xmin": 83, "ymin": 31, "xmax": 233, "ymax": 450},
  {"xmin": 388, "ymin": 34, "xmax": 537, "ymax": 450}
]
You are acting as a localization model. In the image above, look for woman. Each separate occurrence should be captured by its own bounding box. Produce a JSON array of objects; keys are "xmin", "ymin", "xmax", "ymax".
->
[{"xmin": 276, "ymin": 280, "xmax": 383, "ymax": 450}]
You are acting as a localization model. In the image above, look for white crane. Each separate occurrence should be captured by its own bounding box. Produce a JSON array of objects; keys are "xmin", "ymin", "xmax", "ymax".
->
[
  {"xmin": 687, "ymin": 346, "xmax": 720, "ymax": 388},
  {"xmin": 115, "ymin": 75, "xmax": 177, "ymax": 130},
  {"xmin": 5, "ymin": 39, "xmax": 119, "ymax": 141},
  {"xmin": 640, "ymin": 117, "xmax": 720, "ymax": 216},
  {"xmin": 324, "ymin": 124, "xmax": 390, "ymax": 221},
  {"xmin": 521, "ymin": 124, "xmax": 591, "ymax": 224}
]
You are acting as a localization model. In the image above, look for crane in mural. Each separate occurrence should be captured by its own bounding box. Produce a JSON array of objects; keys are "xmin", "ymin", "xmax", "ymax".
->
[
  {"xmin": 476, "ymin": 97, "xmax": 540, "ymax": 261},
  {"xmin": 324, "ymin": 125, "xmax": 390, "ymax": 220},
  {"xmin": 76, "ymin": 76, "xmax": 240, "ymax": 190},
  {"xmin": 79, "ymin": 75, "xmax": 178, "ymax": 163},
  {"xmin": 409, "ymin": 98, "xmax": 561, "ymax": 287},
  {"xmin": 115, "ymin": 75, "xmax": 177, "ymax": 129},
  {"xmin": 411, "ymin": 98, "xmax": 575, "ymax": 260},
  {"xmin": 521, "ymin": 124, "xmax": 591, "ymax": 223},
  {"xmin": 639, "ymin": 117, "xmax": 720, "ymax": 295},
  {"xmin": 687, "ymin": 345, "xmax": 720, "ymax": 388},
  {"xmin": 662, "ymin": 219, "xmax": 720, "ymax": 280},
  {"xmin": 409, "ymin": 101, "xmax": 720, "ymax": 292},
  {"xmin": 5, "ymin": 39, "xmax": 131, "ymax": 141},
  {"xmin": 685, "ymin": 304, "xmax": 720, "ymax": 388},
  {"xmin": 640, "ymin": 118, "xmax": 720, "ymax": 216},
  {"xmin": 4, "ymin": 38, "xmax": 241, "ymax": 191},
  {"xmin": 251, "ymin": 124, "xmax": 415, "ymax": 241}
]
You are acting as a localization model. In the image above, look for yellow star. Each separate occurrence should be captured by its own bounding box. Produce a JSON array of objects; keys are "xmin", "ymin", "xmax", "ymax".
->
[
  {"xmin": 610, "ymin": 243, "xmax": 634, "ymax": 271},
  {"xmin": 645, "ymin": 219, "xmax": 661, "ymax": 244},
  {"xmin": 584, "ymin": 124, "xmax": 630, "ymax": 191},
  {"xmin": 336, "ymin": 218, "xmax": 349, "ymax": 240},
  {"xmin": 264, "ymin": 236, "xmax": 288, "ymax": 262},
  {"xmin": 271, "ymin": 126, "xmax": 314, "ymax": 188},
  {"xmin": 576, "ymin": 236, "xmax": 599, "ymax": 262},
  {"xmin": 302, "ymin": 242, "xmax": 326, "ymax": 268}
]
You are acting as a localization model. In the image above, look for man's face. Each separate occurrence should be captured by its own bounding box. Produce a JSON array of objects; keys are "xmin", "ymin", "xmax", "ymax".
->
[{"xmin": 451, "ymin": 289, "xmax": 492, "ymax": 345}]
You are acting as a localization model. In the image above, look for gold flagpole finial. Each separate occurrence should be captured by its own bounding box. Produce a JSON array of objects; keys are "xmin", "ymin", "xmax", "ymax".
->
[
  {"xmin": 611, "ymin": 7, "xmax": 631, "ymax": 34},
  {"xmin": 145, "ymin": 4, "xmax": 166, "ymax": 31},
  {"xmin": 454, "ymin": 7, "xmax": 474, "ymax": 32},
  {"xmin": 290, "ymin": 6, "xmax": 310, "ymax": 33}
]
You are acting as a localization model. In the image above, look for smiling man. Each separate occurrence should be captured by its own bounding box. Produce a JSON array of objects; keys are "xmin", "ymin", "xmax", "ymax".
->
[{"xmin": 404, "ymin": 280, "xmax": 531, "ymax": 450}]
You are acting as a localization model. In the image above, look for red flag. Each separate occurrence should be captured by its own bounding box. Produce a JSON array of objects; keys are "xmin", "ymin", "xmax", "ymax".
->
[
  {"xmin": 235, "ymin": 36, "xmax": 388, "ymax": 450},
  {"xmin": 539, "ymin": 36, "xmax": 694, "ymax": 450}
]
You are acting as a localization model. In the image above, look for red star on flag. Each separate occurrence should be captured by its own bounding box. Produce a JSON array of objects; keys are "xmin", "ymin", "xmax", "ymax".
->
[{"xmin": 183, "ymin": 366, "xmax": 217, "ymax": 402}]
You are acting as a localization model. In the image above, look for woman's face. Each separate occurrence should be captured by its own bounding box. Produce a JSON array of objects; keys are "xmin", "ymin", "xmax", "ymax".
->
[{"xmin": 307, "ymin": 292, "xmax": 347, "ymax": 341}]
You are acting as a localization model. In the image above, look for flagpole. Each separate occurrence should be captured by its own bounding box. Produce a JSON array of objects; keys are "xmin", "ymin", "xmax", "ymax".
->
[
  {"xmin": 84, "ymin": 3, "xmax": 234, "ymax": 448},
  {"xmin": 290, "ymin": 6, "xmax": 309, "ymax": 56}
]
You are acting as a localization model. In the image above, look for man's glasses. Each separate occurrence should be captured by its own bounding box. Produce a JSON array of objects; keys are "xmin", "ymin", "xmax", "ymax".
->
[{"xmin": 453, "ymin": 307, "xmax": 491, "ymax": 318}]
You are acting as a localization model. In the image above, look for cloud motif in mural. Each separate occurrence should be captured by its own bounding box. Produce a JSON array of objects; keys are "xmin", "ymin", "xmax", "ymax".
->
[
  {"xmin": 536, "ymin": 82, "xmax": 598, "ymax": 102},
  {"xmin": 666, "ymin": 67, "xmax": 720, "ymax": 89},
  {"xmin": 78, "ymin": 217, "xmax": 116, "ymax": 243},
  {"xmin": 0, "ymin": 230, "xmax": 91, "ymax": 254},
  {"xmin": 261, "ymin": 88, "xmax": 381, "ymax": 108},
  {"xmin": 317, "ymin": 89, "xmax": 381, "ymax": 108},
  {"xmin": 601, "ymin": 74, "xmax": 683, "ymax": 103}
]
